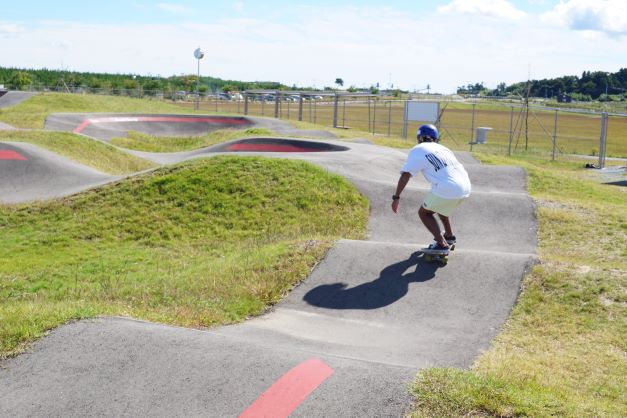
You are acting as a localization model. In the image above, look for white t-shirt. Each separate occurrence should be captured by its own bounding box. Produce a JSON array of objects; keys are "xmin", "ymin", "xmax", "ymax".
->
[{"xmin": 400, "ymin": 142, "xmax": 471, "ymax": 199}]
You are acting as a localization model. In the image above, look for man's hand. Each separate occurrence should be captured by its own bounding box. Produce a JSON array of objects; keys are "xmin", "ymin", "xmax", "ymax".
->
[{"xmin": 391, "ymin": 199, "xmax": 400, "ymax": 213}]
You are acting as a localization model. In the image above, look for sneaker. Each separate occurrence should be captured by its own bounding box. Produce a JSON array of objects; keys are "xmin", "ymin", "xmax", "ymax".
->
[
  {"xmin": 427, "ymin": 242, "xmax": 450, "ymax": 254},
  {"xmin": 443, "ymin": 234, "xmax": 457, "ymax": 245}
]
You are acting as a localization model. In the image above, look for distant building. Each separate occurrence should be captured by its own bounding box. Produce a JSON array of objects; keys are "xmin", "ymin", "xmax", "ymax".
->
[{"xmin": 557, "ymin": 93, "xmax": 573, "ymax": 103}]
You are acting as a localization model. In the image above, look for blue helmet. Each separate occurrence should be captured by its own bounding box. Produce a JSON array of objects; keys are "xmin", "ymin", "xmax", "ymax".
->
[{"xmin": 416, "ymin": 124, "xmax": 439, "ymax": 143}]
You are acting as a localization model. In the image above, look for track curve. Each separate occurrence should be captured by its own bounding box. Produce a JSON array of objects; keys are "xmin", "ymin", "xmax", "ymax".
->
[{"xmin": 0, "ymin": 141, "xmax": 119, "ymax": 204}]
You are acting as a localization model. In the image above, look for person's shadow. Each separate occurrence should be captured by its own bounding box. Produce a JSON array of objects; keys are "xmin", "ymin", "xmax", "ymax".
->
[{"xmin": 303, "ymin": 251, "xmax": 441, "ymax": 310}]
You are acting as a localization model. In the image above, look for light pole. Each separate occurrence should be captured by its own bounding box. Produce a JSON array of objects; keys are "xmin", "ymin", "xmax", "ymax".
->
[{"xmin": 194, "ymin": 47, "xmax": 204, "ymax": 110}]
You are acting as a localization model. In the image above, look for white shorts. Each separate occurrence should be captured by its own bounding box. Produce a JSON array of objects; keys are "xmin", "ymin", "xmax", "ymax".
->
[{"xmin": 422, "ymin": 192, "xmax": 464, "ymax": 217}]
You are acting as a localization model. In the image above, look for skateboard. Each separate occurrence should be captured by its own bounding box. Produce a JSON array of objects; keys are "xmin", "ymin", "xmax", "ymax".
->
[
  {"xmin": 421, "ymin": 248, "xmax": 449, "ymax": 264},
  {"xmin": 421, "ymin": 242, "xmax": 455, "ymax": 265}
]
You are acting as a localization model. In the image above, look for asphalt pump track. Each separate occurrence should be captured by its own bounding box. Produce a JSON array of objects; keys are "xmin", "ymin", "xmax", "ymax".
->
[{"xmin": 0, "ymin": 116, "xmax": 537, "ymax": 417}]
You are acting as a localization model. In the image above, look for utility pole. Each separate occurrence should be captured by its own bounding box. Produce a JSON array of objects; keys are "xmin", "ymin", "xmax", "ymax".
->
[{"xmin": 194, "ymin": 47, "xmax": 204, "ymax": 110}]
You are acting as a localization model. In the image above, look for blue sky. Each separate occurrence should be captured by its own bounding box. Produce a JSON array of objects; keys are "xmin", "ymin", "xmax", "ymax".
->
[{"xmin": 1, "ymin": 1, "xmax": 626, "ymax": 93}]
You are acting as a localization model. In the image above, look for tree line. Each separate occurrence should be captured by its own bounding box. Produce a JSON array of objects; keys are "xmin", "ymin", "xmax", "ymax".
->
[
  {"xmin": 457, "ymin": 68, "xmax": 627, "ymax": 102},
  {"xmin": 0, "ymin": 66, "xmax": 289, "ymax": 96}
]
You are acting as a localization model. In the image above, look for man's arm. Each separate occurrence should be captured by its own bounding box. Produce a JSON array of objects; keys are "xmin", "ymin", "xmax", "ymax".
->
[{"xmin": 391, "ymin": 171, "xmax": 412, "ymax": 213}]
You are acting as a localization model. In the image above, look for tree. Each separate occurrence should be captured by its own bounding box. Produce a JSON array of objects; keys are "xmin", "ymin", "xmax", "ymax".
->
[
  {"xmin": 335, "ymin": 78, "xmax": 344, "ymax": 89},
  {"xmin": 142, "ymin": 79, "xmax": 162, "ymax": 96},
  {"xmin": 221, "ymin": 84, "xmax": 238, "ymax": 93},
  {"xmin": 10, "ymin": 71, "xmax": 32, "ymax": 90}
]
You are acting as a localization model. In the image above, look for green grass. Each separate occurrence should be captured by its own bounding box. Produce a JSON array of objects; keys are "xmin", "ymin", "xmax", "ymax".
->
[
  {"xmin": 110, "ymin": 127, "xmax": 275, "ymax": 152},
  {"xmin": 410, "ymin": 155, "xmax": 626, "ymax": 417},
  {"xmin": 0, "ymin": 92, "xmax": 199, "ymax": 129},
  {"xmin": 0, "ymin": 156, "xmax": 368, "ymax": 359},
  {"xmin": 0, "ymin": 130, "xmax": 156, "ymax": 174}
]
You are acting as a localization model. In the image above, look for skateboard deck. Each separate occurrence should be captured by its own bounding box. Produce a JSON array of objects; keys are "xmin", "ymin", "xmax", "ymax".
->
[{"xmin": 421, "ymin": 243, "xmax": 454, "ymax": 265}]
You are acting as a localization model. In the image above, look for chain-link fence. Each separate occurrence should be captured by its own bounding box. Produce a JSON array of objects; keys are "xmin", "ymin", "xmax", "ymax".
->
[{"xmin": 221, "ymin": 92, "xmax": 626, "ymax": 165}]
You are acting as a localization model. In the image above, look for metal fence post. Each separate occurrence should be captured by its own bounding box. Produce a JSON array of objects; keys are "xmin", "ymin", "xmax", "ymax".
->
[
  {"xmin": 599, "ymin": 112, "xmax": 608, "ymax": 168},
  {"xmin": 387, "ymin": 101, "xmax": 392, "ymax": 137},
  {"xmin": 552, "ymin": 109, "xmax": 558, "ymax": 161},
  {"xmin": 402, "ymin": 100, "xmax": 408, "ymax": 139},
  {"xmin": 368, "ymin": 97, "xmax": 372, "ymax": 133},
  {"xmin": 244, "ymin": 93, "xmax": 249, "ymax": 115},
  {"xmin": 469, "ymin": 103, "xmax": 476, "ymax": 151},
  {"xmin": 298, "ymin": 95, "xmax": 303, "ymax": 121},
  {"xmin": 274, "ymin": 91, "xmax": 280, "ymax": 118},
  {"xmin": 508, "ymin": 106, "xmax": 514, "ymax": 155},
  {"xmin": 333, "ymin": 93, "xmax": 339, "ymax": 128},
  {"xmin": 372, "ymin": 98, "xmax": 377, "ymax": 135},
  {"xmin": 342, "ymin": 98, "xmax": 346, "ymax": 128}
]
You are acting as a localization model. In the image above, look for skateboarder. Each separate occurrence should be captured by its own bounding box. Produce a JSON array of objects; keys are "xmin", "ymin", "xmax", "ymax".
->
[{"xmin": 391, "ymin": 124, "xmax": 471, "ymax": 251}]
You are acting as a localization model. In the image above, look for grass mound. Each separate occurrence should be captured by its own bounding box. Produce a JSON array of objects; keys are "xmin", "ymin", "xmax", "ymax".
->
[
  {"xmin": 0, "ymin": 92, "xmax": 195, "ymax": 129},
  {"xmin": 0, "ymin": 130, "xmax": 155, "ymax": 174},
  {"xmin": 0, "ymin": 156, "xmax": 368, "ymax": 359},
  {"xmin": 110, "ymin": 127, "xmax": 274, "ymax": 152}
]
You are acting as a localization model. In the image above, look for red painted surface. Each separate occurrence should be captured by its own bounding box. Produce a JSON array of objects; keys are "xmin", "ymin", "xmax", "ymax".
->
[
  {"xmin": 238, "ymin": 358, "xmax": 334, "ymax": 418},
  {"xmin": 73, "ymin": 116, "xmax": 249, "ymax": 133},
  {"xmin": 0, "ymin": 150, "xmax": 27, "ymax": 160},
  {"xmin": 227, "ymin": 143, "xmax": 323, "ymax": 152}
]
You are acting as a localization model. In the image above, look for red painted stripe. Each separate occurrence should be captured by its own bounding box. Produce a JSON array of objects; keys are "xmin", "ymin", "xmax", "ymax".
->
[
  {"xmin": 0, "ymin": 150, "xmax": 27, "ymax": 160},
  {"xmin": 227, "ymin": 143, "xmax": 322, "ymax": 153},
  {"xmin": 238, "ymin": 358, "xmax": 334, "ymax": 418},
  {"xmin": 73, "ymin": 116, "xmax": 249, "ymax": 133},
  {"xmin": 73, "ymin": 119, "xmax": 91, "ymax": 133}
]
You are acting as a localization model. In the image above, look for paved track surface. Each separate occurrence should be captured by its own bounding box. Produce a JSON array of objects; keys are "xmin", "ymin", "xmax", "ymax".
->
[
  {"xmin": 0, "ymin": 141, "xmax": 119, "ymax": 204},
  {"xmin": 0, "ymin": 124, "xmax": 537, "ymax": 416},
  {"xmin": 0, "ymin": 91, "xmax": 36, "ymax": 108},
  {"xmin": 44, "ymin": 113, "xmax": 337, "ymax": 141}
]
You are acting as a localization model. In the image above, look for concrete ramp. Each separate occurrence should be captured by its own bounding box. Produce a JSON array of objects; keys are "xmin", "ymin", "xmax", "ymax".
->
[
  {"xmin": 0, "ymin": 141, "xmax": 118, "ymax": 204},
  {"xmin": 0, "ymin": 139, "xmax": 537, "ymax": 417},
  {"xmin": 45, "ymin": 113, "xmax": 254, "ymax": 141},
  {"xmin": 43, "ymin": 113, "xmax": 338, "ymax": 144},
  {"xmin": 0, "ymin": 91, "xmax": 36, "ymax": 108}
]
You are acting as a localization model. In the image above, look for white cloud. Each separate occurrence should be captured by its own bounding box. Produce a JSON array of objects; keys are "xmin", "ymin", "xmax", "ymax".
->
[
  {"xmin": 157, "ymin": 3, "xmax": 192, "ymax": 14},
  {"xmin": 542, "ymin": 0, "xmax": 627, "ymax": 36},
  {"xmin": 438, "ymin": 0, "xmax": 526, "ymax": 20},
  {"xmin": 0, "ymin": 23, "xmax": 24, "ymax": 37}
]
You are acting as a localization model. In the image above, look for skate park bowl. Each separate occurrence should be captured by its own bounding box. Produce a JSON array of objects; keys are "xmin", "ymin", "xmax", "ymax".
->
[
  {"xmin": 209, "ymin": 137, "xmax": 349, "ymax": 153},
  {"xmin": 44, "ymin": 114, "xmax": 254, "ymax": 142}
]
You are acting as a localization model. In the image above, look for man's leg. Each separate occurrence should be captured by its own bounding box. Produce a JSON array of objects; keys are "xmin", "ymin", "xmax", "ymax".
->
[
  {"xmin": 438, "ymin": 214, "xmax": 454, "ymax": 239},
  {"xmin": 419, "ymin": 206, "xmax": 448, "ymax": 247}
]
